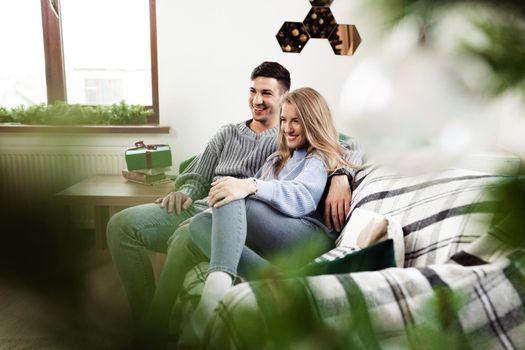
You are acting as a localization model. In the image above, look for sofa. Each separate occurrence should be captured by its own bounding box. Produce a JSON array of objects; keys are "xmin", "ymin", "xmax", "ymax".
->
[{"xmin": 171, "ymin": 164, "xmax": 524, "ymax": 349}]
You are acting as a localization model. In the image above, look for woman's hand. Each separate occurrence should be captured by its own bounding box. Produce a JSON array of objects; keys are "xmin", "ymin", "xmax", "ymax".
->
[{"xmin": 208, "ymin": 177, "xmax": 257, "ymax": 208}]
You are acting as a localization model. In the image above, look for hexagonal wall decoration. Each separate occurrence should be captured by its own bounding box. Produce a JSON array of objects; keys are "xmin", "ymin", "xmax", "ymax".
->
[
  {"xmin": 329, "ymin": 24, "xmax": 361, "ymax": 56},
  {"xmin": 303, "ymin": 7, "xmax": 337, "ymax": 39},
  {"xmin": 276, "ymin": 22, "xmax": 310, "ymax": 53},
  {"xmin": 277, "ymin": 0, "xmax": 361, "ymax": 56},
  {"xmin": 308, "ymin": 0, "xmax": 334, "ymax": 7}
]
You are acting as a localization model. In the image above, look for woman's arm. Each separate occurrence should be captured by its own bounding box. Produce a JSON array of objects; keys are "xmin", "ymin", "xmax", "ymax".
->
[
  {"xmin": 208, "ymin": 157, "xmax": 328, "ymax": 218},
  {"xmin": 253, "ymin": 158, "xmax": 328, "ymax": 217}
]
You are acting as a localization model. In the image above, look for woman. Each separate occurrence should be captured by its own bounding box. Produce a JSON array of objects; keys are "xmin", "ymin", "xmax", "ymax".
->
[{"xmin": 147, "ymin": 87, "xmax": 353, "ymax": 343}]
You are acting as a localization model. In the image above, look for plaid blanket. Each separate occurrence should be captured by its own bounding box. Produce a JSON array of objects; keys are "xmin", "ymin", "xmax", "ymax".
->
[
  {"xmin": 347, "ymin": 165, "xmax": 503, "ymax": 267},
  {"xmin": 204, "ymin": 236, "xmax": 523, "ymax": 349},
  {"xmin": 174, "ymin": 166, "xmax": 524, "ymax": 349}
]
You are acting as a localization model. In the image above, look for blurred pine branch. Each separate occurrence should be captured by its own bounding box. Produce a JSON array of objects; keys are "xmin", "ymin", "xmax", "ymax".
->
[
  {"xmin": 462, "ymin": 16, "xmax": 525, "ymax": 95},
  {"xmin": 373, "ymin": 0, "xmax": 525, "ymax": 97},
  {"xmin": 488, "ymin": 171, "xmax": 525, "ymax": 248}
]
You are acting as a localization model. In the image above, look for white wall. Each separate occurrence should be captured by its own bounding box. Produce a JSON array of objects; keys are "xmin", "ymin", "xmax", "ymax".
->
[
  {"xmin": 1, "ymin": 0, "xmax": 522, "ymax": 169},
  {"xmin": 0, "ymin": 0, "xmax": 375, "ymax": 168},
  {"xmin": 155, "ymin": 0, "xmax": 377, "ymax": 166}
]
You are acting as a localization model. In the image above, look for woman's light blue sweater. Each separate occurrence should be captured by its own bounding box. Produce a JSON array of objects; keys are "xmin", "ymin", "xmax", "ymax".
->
[{"xmin": 253, "ymin": 148, "xmax": 327, "ymax": 219}]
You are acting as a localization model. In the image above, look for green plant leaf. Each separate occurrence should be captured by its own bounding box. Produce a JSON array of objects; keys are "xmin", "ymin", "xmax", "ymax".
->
[{"xmin": 0, "ymin": 101, "xmax": 151, "ymax": 126}]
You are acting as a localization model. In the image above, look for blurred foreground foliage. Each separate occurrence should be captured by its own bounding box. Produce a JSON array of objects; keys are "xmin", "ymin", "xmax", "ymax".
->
[
  {"xmin": 0, "ymin": 100, "xmax": 152, "ymax": 125},
  {"xmin": 0, "ymin": 185, "xmax": 131, "ymax": 349},
  {"xmin": 200, "ymin": 165, "xmax": 525, "ymax": 349},
  {"xmin": 488, "ymin": 167, "xmax": 525, "ymax": 248},
  {"xmin": 201, "ymin": 239, "xmax": 494, "ymax": 350},
  {"xmin": 373, "ymin": 0, "xmax": 525, "ymax": 97},
  {"xmin": 464, "ymin": 15, "xmax": 525, "ymax": 95}
]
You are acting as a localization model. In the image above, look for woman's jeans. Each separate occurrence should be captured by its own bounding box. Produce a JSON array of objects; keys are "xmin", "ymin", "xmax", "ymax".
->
[
  {"xmin": 106, "ymin": 201, "xmax": 208, "ymax": 327},
  {"xmin": 145, "ymin": 198, "xmax": 332, "ymax": 341},
  {"xmin": 189, "ymin": 198, "xmax": 332, "ymax": 279}
]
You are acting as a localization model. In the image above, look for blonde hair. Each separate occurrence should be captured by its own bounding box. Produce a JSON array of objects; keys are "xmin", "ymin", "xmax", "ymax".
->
[{"xmin": 272, "ymin": 87, "xmax": 353, "ymax": 176}]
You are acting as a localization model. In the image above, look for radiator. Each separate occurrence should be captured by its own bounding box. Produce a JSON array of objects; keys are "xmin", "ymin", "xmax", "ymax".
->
[{"xmin": 0, "ymin": 146, "xmax": 126, "ymax": 228}]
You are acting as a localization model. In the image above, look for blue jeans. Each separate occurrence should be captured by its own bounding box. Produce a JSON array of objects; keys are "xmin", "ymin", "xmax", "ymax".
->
[
  {"xmin": 145, "ymin": 199, "xmax": 332, "ymax": 341},
  {"xmin": 146, "ymin": 224, "xmax": 208, "ymax": 343},
  {"xmin": 106, "ymin": 201, "xmax": 208, "ymax": 327},
  {"xmin": 189, "ymin": 198, "xmax": 332, "ymax": 278}
]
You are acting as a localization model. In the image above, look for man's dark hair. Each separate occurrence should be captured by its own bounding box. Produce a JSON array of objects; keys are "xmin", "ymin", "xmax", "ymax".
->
[{"xmin": 251, "ymin": 61, "xmax": 291, "ymax": 92}]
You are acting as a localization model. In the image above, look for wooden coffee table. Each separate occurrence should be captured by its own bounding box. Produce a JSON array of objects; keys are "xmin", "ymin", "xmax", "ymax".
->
[{"xmin": 56, "ymin": 175, "xmax": 174, "ymax": 248}]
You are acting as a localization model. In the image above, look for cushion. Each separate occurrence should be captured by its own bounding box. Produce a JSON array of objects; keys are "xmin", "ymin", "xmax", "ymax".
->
[
  {"xmin": 350, "ymin": 165, "xmax": 504, "ymax": 267},
  {"xmin": 336, "ymin": 208, "xmax": 405, "ymax": 267},
  {"xmin": 298, "ymin": 239, "xmax": 396, "ymax": 276}
]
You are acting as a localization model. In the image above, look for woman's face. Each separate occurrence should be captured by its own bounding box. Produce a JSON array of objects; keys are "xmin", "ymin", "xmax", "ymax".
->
[{"xmin": 280, "ymin": 102, "xmax": 307, "ymax": 150}]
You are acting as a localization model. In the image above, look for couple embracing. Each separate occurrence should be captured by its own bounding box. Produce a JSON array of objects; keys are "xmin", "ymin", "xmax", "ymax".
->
[{"xmin": 106, "ymin": 62, "xmax": 363, "ymax": 346}]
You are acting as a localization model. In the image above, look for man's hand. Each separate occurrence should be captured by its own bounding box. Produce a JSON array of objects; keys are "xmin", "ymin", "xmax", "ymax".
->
[
  {"xmin": 155, "ymin": 191, "xmax": 192, "ymax": 215},
  {"xmin": 324, "ymin": 175, "xmax": 352, "ymax": 232},
  {"xmin": 208, "ymin": 177, "xmax": 256, "ymax": 208}
]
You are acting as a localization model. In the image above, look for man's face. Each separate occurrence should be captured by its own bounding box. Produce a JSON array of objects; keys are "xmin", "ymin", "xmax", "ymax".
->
[{"xmin": 248, "ymin": 77, "xmax": 284, "ymax": 125}]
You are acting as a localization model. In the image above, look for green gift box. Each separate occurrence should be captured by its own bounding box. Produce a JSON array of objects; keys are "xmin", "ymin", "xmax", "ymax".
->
[{"xmin": 125, "ymin": 141, "xmax": 172, "ymax": 171}]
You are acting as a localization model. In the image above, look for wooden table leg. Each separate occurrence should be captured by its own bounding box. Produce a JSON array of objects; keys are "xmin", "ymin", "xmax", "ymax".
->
[{"xmin": 93, "ymin": 205, "xmax": 110, "ymax": 249}]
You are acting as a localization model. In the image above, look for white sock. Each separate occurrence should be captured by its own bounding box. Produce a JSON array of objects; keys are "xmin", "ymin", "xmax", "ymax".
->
[{"xmin": 191, "ymin": 271, "xmax": 233, "ymax": 338}]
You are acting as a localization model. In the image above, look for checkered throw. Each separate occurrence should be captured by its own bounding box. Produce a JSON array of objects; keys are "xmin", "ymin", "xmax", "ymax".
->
[{"xmin": 176, "ymin": 166, "xmax": 524, "ymax": 349}]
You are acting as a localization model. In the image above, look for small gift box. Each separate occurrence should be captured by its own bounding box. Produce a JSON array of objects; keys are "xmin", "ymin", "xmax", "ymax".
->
[{"xmin": 125, "ymin": 140, "xmax": 172, "ymax": 171}]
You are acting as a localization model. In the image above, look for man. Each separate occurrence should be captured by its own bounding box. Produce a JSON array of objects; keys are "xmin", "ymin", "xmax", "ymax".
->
[{"xmin": 106, "ymin": 62, "xmax": 363, "ymax": 327}]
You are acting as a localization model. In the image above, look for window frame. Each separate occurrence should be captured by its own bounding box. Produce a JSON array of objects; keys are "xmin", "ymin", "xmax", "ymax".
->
[{"xmin": 39, "ymin": 0, "xmax": 159, "ymax": 124}]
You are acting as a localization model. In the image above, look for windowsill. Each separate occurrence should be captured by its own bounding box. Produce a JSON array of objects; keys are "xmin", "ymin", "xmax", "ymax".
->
[{"xmin": 0, "ymin": 124, "xmax": 170, "ymax": 134}]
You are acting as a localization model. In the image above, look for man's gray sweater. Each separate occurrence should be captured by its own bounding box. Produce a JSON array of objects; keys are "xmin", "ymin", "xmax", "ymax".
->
[{"xmin": 174, "ymin": 120, "xmax": 363, "ymax": 202}]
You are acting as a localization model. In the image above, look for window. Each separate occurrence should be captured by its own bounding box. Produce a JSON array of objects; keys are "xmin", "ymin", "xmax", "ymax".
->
[
  {"xmin": 84, "ymin": 78, "xmax": 124, "ymax": 105},
  {"xmin": 0, "ymin": 1, "xmax": 47, "ymax": 107},
  {"xmin": 0, "ymin": 0, "xmax": 159, "ymax": 124}
]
